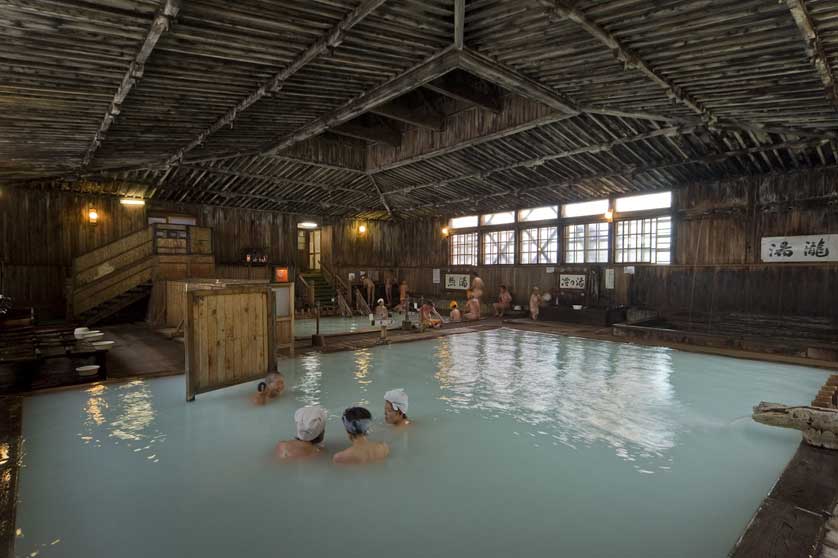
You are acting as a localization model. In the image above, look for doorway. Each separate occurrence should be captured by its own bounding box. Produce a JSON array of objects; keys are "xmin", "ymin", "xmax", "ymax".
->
[{"xmin": 308, "ymin": 229, "xmax": 321, "ymax": 271}]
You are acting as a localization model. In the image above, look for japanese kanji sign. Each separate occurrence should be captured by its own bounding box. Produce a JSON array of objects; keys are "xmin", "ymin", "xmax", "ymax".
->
[
  {"xmin": 559, "ymin": 274, "xmax": 586, "ymax": 289},
  {"xmin": 760, "ymin": 235, "xmax": 837, "ymax": 262},
  {"xmin": 444, "ymin": 273, "xmax": 471, "ymax": 290}
]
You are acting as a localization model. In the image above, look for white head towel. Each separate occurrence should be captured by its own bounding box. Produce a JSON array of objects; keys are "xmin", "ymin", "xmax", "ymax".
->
[
  {"xmin": 384, "ymin": 388, "xmax": 409, "ymax": 415},
  {"xmin": 294, "ymin": 406, "xmax": 327, "ymax": 442}
]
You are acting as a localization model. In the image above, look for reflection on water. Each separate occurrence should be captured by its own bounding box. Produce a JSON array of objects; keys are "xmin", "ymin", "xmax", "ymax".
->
[
  {"xmin": 437, "ymin": 329, "xmax": 677, "ymax": 468},
  {"xmin": 294, "ymin": 353, "xmax": 323, "ymax": 406},
  {"xmin": 353, "ymin": 349, "xmax": 372, "ymax": 402},
  {"xmin": 80, "ymin": 381, "xmax": 164, "ymax": 461}
]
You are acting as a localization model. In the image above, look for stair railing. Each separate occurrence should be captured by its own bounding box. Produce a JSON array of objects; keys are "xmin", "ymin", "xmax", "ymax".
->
[
  {"xmin": 320, "ymin": 263, "xmax": 356, "ymax": 317},
  {"xmin": 296, "ymin": 273, "xmax": 315, "ymax": 307},
  {"xmin": 353, "ymin": 287, "xmax": 372, "ymax": 316}
]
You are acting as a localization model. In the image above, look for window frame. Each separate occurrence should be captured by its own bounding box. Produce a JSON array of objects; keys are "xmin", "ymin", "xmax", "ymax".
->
[
  {"xmin": 563, "ymin": 221, "xmax": 610, "ymax": 264},
  {"xmin": 614, "ymin": 215, "xmax": 672, "ymax": 265},
  {"xmin": 482, "ymin": 229, "xmax": 516, "ymax": 266},
  {"xmin": 449, "ymin": 231, "xmax": 479, "ymax": 266},
  {"xmin": 519, "ymin": 226, "xmax": 559, "ymax": 265}
]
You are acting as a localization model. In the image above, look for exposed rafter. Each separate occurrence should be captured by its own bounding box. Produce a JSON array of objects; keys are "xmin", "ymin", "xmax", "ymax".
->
[
  {"xmin": 368, "ymin": 174, "xmax": 393, "ymax": 217},
  {"xmin": 544, "ymin": 0, "xmax": 716, "ymax": 124},
  {"xmin": 174, "ymin": 164, "xmax": 376, "ymax": 197},
  {"xmin": 331, "ymin": 121, "xmax": 402, "ymax": 147},
  {"xmin": 405, "ymin": 138, "xmax": 834, "ymax": 211},
  {"xmin": 785, "ymin": 0, "xmax": 838, "ymax": 108},
  {"xmin": 259, "ymin": 46, "xmax": 460, "ymax": 156},
  {"xmin": 80, "ymin": 0, "xmax": 180, "ymax": 169},
  {"xmin": 163, "ymin": 0, "xmax": 389, "ymax": 167},
  {"xmin": 458, "ymin": 49, "xmax": 579, "ymax": 115},
  {"xmin": 369, "ymin": 98, "xmax": 445, "ymax": 131},
  {"xmin": 454, "ymin": 0, "xmax": 465, "ymax": 50},
  {"xmin": 387, "ymin": 125, "xmax": 699, "ymax": 196},
  {"xmin": 424, "ymin": 71, "xmax": 502, "ymax": 113}
]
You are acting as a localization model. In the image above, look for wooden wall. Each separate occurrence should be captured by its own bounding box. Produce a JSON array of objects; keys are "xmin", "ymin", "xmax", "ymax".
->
[
  {"xmin": 1, "ymin": 190, "xmax": 301, "ymax": 319},
  {"xmin": 328, "ymin": 168, "xmax": 838, "ymax": 319},
  {"xmin": 0, "ymin": 188, "xmax": 148, "ymax": 317}
]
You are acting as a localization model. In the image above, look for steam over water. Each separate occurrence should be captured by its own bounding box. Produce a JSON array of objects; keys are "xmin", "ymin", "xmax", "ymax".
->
[{"xmin": 16, "ymin": 329, "xmax": 828, "ymax": 558}]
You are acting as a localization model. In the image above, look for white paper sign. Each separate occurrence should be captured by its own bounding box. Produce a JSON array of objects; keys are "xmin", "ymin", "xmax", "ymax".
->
[
  {"xmin": 761, "ymin": 234, "xmax": 837, "ymax": 262},
  {"xmin": 444, "ymin": 273, "xmax": 470, "ymax": 290},
  {"xmin": 559, "ymin": 274, "xmax": 586, "ymax": 290},
  {"xmin": 433, "ymin": 269, "xmax": 441, "ymax": 284},
  {"xmin": 605, "ymin": 269, "xmax": 615, "ymax": 290},
  {"xmin": 546, "ymin": 267, "xmax": 555, "ymax": 274}
]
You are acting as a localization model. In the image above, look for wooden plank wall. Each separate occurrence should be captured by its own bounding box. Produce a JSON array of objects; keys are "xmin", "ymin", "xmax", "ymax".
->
[
  {"xmin": 0, "ymin": 189, "xmax": 148, "ymax": 317},
  {"xmin": 0, "ymin": 191, "xmax": 300, "ymax": 318},
  {"xmin": 328, "ymin": 168, "xmax": 838, "ymax": 318}
]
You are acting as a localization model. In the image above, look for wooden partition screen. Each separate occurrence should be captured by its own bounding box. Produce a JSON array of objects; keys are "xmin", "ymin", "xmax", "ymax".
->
[
  {"xmin": 185, "ymin": 284, "xmax": 275, "ymax": 401},
  {"xmin": 272, "ymin": 283, "xmax": 295, "ymax": 356}
]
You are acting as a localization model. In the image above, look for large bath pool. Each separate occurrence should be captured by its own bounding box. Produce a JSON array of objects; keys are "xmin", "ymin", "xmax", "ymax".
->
[{"xmin": 15, "ymin": 329, "xmax": 828, "ymax": 558}]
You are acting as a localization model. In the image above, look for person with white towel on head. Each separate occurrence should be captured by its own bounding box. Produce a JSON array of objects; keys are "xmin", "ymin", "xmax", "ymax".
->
[
  {"xmin": 275, "ymin": 406, "xmax": 327, "ymax": 460},
  {"xmin": 384, "ymin": 388, "xmax": 410, "ymax": 427}
]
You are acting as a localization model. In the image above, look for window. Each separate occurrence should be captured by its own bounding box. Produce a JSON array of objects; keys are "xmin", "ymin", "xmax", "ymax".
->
[
  {"xmin": 564, "ymin": 223, "xmax": 610, "ymax": 263},
  {"xmin": 616, "ymin": 191, "xmax": 671, "ymax": 213},
  {"xmin": 483, "ymin": 230, "xmax": 516, "ymax": 265},
  {"xmin": 481, "ymin": 211, "xmax": 515, "ymax": 226},
  {"xmin": 615, "ymin": 216, "xmax": 672, "ymax": 264},
  {"xmin": 297, "ymin": 230, "xmax": 306, "ymax": 250},
  {"xmin": 450, "ymin": 233, "xmax": 478, "ymax": 266},
  {"xmin": 520, "ymin": 227, "xmax": 558, "ymax": 264},
  {"xmin": 561, "ymin": 199, "xmax": 609, "ymax": 218},
  {"xmin": 449, "ymin": 215, "xmax": 478, "ymax": 229},
  {"xmin": 518, "ymin": 206, "xmax": 558, "ymax": 222}
]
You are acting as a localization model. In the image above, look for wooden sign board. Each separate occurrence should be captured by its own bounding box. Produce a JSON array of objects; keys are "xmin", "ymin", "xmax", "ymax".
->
[
  {"xmin": 560, "ymin": 274, "xmax": 586, "ymax": 289},
  {"xmin": 761, "ymin": 234, "xmax": 837, "ymax": 262},
  {"xmin": 444, "ymin": 273, "xmax": 470, "ymax": 290}
]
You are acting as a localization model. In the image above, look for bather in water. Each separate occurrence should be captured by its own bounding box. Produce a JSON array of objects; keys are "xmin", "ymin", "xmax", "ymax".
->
[
  {"xmin": 384, "ymin": 388, "xmax": 410, "ymax": 427},
  {"xmin": 252, "ymin": 372, "xmax": 285, "ymax": 405},
  {"xmin": 333, "ymin": 407, "xmax": 389, "ymax": 464},
  {"xmin": 276, "ymin": 406, "xmax": 328, "ymax": 460}
]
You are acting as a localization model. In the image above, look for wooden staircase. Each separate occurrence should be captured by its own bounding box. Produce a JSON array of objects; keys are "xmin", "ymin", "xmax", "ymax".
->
[{"xmin": 70, "ymin": 224, "xmax": 214, "ymax": 325}]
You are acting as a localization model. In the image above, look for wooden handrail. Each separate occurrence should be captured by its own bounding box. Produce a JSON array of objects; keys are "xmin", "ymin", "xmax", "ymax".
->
[
  {"xmin": 320, "ymin": 262, "xmax": 350, "ymax": 297},
  {"xmin": 296, "ymin": 273, "xmax": 315, "ymax": 306},
  {"xmin": 354, "ymin": 287, "xmax": 372, "ymax": 315}
]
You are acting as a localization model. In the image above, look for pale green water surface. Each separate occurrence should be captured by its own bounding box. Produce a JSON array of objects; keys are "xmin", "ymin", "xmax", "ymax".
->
[{"xmin": 15, "ymin": 329, "xmax": 828, "ymax": 558}]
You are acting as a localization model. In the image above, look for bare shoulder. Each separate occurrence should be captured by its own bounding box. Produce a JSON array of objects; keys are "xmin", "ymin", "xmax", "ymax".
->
[
  {"xmin": 375, "ymin": 442, "xmax": 390, "ymax": 459},
  {"xmin": 276, "ymin": 440, "xmax": 318, "ymax": 460},
  {"xmin": 333, "ymin": 448, "xmax": 358, "ymax": 464}
]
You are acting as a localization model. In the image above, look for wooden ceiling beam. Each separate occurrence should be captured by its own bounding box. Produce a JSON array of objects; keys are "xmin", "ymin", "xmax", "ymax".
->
[
  {"xmin": 260, "ymin": 46, "xmax": 460, "ymax": 156},
  {"xmin": 389, "ymin": 125, "xmax": 699, "ymax": 196},
  {"xmin": 330, "ymin": 121, "xmax": 402, "ymax": 147},
  {"xmin": 424, "ymin": 71, "xmax": 503, "ymax": 113},
  {"xmin": 454, "ymin": 0, "xmax": 465, "ymax": 50},
  {"xmin": 458, "ymin": 48, "xmax": 579, "ymax": 115},
  {"xmin": 369, "ymin": 99, "xmax": 446, "ymax": 131},
  {"xmin": 404, "ymin": 138, "xmax": 833, "ymax": 211},
  {"xmin": 162, "ymin": 0, "xmax": 388, "ymax": 167},
  {"xmin": 80, "ymin": 0, "xmax": 180, "ymax": 169},
  {"xmin": 544, "ymin": 0, "xmax": 717, "ymax": 124},
  {"xmin": 368, "ymin": 174, "xmax": 393, "ymax": 217},
  {"xmin": 785, "ymin": 0, "xmax": 838, "ymax": 109},
  {"xmin": 174, "ymin": 164, "xmax": 377, "ymax": 197}
]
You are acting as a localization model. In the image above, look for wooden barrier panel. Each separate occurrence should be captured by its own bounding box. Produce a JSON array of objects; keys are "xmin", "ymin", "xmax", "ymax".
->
[
  {"xmin": 272, "ymin": 283, "xmax": 295, "ymax": 356},
  {"xmin": 186, "ymin": 284, "xmax": 276, "ymax": 400}
]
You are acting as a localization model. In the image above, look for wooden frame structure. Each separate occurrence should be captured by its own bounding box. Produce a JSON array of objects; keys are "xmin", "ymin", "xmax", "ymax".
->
[
  {"xmin": 185, "ymin": 284, "xmax": 276, "ymax": 401},
  {"xmin": 4, "ymin": 1, "xmax": 838, "ymax": 220}
]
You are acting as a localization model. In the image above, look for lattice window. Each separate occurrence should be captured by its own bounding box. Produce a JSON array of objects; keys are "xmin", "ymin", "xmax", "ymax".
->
[
  {"xmin": 564, "ymin": 223, "xmax": 610, "ymax": 263},
  {"xmin": 483, "ymin": 230, "xmax": 516, "ymax": 265},
  {"xmin": 450, "ymin": 232, "xmax": 478, "ymax": 266},
  {"xmin": 615, "ymin": 216, "xmax": 672, "ymax": 264},
  {"xmin": 520, "ymin": 227, "xmax": 558, "ymax": 264},
  {"xmin": 518, "ymin": 206, "xmax": 558, "ymax": 222}
]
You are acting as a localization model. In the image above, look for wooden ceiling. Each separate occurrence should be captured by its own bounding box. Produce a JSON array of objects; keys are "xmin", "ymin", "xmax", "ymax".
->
[{"xmin": 3, "ymin": 0, "xmax": 838, "ymax": 218}]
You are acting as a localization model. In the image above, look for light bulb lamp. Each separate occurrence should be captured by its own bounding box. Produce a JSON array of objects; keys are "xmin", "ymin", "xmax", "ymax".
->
[{"xmin": 88, "ymin": 207, "xmax": 98, "ymax": 225}]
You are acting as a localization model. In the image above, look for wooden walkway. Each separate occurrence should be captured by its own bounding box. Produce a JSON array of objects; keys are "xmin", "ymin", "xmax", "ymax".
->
[{"xmin": 730, "ymin": 442, "xmax": 838, "ymax": 558}]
